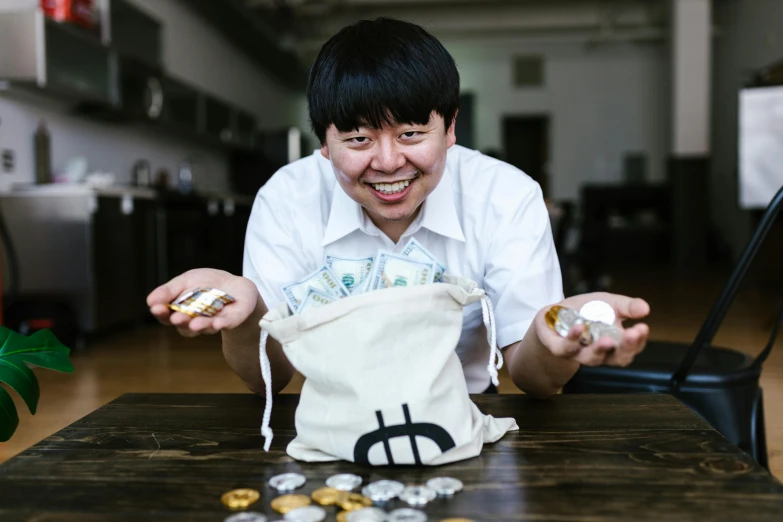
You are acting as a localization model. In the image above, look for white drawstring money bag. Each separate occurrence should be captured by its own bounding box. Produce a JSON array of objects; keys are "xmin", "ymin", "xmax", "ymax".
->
[{"xmin": 257, "ymin": 275, "xmax": 518, "ymax": 465}]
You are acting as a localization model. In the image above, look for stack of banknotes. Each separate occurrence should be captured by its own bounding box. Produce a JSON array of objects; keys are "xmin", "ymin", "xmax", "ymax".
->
[{"xmin": 282, "ymin": 238, "xmax": 447, "ymax": 315}]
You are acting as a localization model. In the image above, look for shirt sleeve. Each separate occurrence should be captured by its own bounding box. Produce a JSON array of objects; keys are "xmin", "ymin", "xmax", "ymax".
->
[
  {"xmin": 243, "ymin": 191, "xmax": 312, "ymax": 311},
  {"xmin": 483, "ymin": 183, "xmax": 564, "ymax": 349}
]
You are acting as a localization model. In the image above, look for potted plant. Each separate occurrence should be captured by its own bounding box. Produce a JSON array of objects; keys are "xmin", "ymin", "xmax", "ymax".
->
[{"xmin": 0, "ymin": 327, "xmax": 73, "ymax": 441}]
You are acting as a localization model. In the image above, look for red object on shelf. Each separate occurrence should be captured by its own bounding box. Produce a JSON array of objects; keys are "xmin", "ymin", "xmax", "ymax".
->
[{"xmin": 40, "ymin": 0, "xmax": 97, "ymax": 29}]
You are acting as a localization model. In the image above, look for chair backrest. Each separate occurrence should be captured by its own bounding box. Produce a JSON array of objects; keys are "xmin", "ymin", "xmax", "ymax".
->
[{"xmin": 671, "ymin": 185, "xmax": 783, "ymax": 388}]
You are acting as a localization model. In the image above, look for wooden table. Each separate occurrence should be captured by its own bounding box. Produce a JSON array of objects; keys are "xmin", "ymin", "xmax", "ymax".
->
[{"xmin": 1, "ymin": 393, "xmax": 782, "ymax": 521}]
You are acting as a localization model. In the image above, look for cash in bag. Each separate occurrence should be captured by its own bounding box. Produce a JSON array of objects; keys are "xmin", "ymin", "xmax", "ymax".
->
[{"xmin": 257, "ymin": 274, "xmax": 518, "ymax": 466}]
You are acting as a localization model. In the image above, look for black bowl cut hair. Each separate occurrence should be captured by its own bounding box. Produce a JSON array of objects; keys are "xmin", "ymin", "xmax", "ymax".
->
[{"xmin": 307, "ymin": 18, "xmax": 460, "ymax": 144}]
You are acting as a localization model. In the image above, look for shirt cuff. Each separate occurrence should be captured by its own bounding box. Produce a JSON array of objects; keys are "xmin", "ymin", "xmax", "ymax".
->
[{"xmin": 497, "ymin": 319, "xmax": 534, "ymax": 350}]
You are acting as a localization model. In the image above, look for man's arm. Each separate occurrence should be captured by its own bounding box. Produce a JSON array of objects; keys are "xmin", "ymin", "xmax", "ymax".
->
[
  {"xmin": 504, "ymin": 293, "xmax": 651, "ymax": 398},
  {"xmin": 504, "ymin": 326, "xmax": 579, "ymax": 398},
  {"xmin": 221, "ymin": 293, "xmax": 294, "ymax": 395}
]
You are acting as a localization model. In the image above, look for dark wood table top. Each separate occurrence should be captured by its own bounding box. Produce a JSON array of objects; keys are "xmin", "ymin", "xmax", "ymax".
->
[{"xmin": 1, "ymin": 393, "xmax": 782, "ymax": 521}]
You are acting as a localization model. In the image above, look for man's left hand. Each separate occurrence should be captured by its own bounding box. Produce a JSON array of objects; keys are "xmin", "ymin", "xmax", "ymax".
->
[{"xmin": 533, "ymin": 292, "xmax": 651, "ymax": 367}]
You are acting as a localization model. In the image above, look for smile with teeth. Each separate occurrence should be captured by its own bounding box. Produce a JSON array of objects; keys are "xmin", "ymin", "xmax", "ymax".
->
[{"xmin": 371, "ymin": 179, "xmax": 411, "ymax": 194}]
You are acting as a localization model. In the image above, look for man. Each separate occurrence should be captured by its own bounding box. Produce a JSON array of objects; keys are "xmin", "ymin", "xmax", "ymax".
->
[{"xmin": 147, "ymin": 18, "xmax": 650, "ymax": 397}]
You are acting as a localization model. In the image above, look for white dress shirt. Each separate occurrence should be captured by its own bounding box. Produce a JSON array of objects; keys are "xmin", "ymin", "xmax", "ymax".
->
[{"xmin": 244, "ymin": 145, "xmax": 563, "ymax": 392}]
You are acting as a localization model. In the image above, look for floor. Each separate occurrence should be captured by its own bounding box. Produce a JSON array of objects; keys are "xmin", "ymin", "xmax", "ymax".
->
[{"xmin": 1, "ymin": 268, "xmax": 781, "ymax": 480}]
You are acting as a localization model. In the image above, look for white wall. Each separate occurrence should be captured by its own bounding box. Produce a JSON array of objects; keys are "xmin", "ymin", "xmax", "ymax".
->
[
  {"xmin": 711, "ymin": 0, "xmax": 783, "ymax": 256},
  {"xmin": 445, "ymin": 37, "xmax": 670, "ymax": 201},
  {"xmin": 0, "ymin": 0, "xmax": 299, "ymax": 193}
]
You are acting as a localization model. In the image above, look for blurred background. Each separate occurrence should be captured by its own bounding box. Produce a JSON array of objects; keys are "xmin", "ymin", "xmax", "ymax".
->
[{"xmin": 0, "ymin": 0, "xmax": 782, "ymax": 478}]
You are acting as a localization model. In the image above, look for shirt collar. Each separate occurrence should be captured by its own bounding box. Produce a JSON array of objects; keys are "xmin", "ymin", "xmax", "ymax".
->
[{"xmin": 321, "ymin": 165, "xmax": 466, "ymax": 246}]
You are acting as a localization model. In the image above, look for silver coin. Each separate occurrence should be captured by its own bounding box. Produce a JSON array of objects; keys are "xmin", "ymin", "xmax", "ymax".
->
[
  {"xmin": 346, "ymin": 507, "xmax": 388, "ymax": 522},
  {"xmin": 325, "ymin": 473, "xmax": 363, "ymax": 491},
  {"xmin": 398, "ymin": 486, "xmax": 437, "ymax": 507},
  {"xmin": 284, "ymin": 506, "xmax": 326, "ymax": 522},
  {"xmin": 589, "ymin": 321, "xmax": 621, "ymax": 346},
  {"xmin": 425, "ymin": 477, "xmax": 463, "ymax": 496},
  {"xmin": 579, "ymin": 300, "xmax": 616, "ymax": 325},
  {"xmin": 362, "ymin": 480, "xmax": 405, "ymax": 502},
  {"xmin": 388, "ymin": 508, "xmax": 427, "ymax": 522},
  {"xmin": 269, "ymin": 472, "xmax": 306, "ymax": 492},
  {"xmin": 225, "ymin": 513, "xmax": 268, "ymax": 522},
  {"xmin": 554, "ymin": 307, "xmax": 584, "ymax": 338}
]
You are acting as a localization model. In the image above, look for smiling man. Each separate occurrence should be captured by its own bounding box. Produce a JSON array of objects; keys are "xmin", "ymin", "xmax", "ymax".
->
[{"xmin": 147, "ymin": 18, "xmax": 651, "ymax": 397}]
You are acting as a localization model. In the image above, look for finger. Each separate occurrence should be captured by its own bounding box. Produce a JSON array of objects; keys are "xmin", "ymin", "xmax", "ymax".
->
[
  {"xmin": 622, "ymin": 323, "xmax": 650, "ymax": 354},
  {"xmin": 188, "ymin": 316, "xmax": 219, "ymax": 335},
  {"xmin": 605, "ymin": 348, "xmax": 635, "ymax": 367},
  {"xmin": 176, "ymin": 325, "xmax": 200, "ymax": 338},
  {"xmin": 146, "ymin": 272, "xmax": 193, "ymax": 308},
  {"xmin": 212, "ymin": 305, "xmax": 256, "ymax": 331},
  {"xmin": 169, "ymin": 311, "xmax": 196, "ymax": 327},
  {"xmin": 150, "ymin": 304, "xmax": 173, "ymax": 326},
  {"xmin": 574, "ymin": 346, "xmax": 608, "ymax": 366},
  {"xmin": 609, "ymin": 296, "xmax": 650, "ymax": 321}
]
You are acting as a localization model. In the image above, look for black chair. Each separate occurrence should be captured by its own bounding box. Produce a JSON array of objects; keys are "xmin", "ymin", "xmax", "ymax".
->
[{"xmin": 563, "ymin": 185, "xmax": 783, "ymax": 469}]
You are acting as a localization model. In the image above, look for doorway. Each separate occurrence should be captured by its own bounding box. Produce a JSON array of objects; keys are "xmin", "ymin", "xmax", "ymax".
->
[{"xmin": 502, "ymin": 115, "xmax": 550, "ymax": 197}]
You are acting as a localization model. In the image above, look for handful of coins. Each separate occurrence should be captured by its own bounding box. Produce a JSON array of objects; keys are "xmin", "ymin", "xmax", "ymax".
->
[
  {"xmin": 223, "ymin": 472, "xmax": 473, "ymax": 522},
  {"xmin": 168, "ymin": 287, "xmax": 235, "ymax": 317},
  {"xmin": 545, "ymin": 300, "xmax": 622, "ymax": 347}
]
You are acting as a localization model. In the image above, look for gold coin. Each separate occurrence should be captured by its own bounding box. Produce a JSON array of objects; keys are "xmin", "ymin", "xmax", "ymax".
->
[
  {"xmin": 312, "ymin": 487, "xmax": 342, "ymax": 506},
  {"xmin": 220, "ymin": 488, "xmax": 260, "ymax": 510},
  {"xmin": 338, "ymin": 492, "xmax": 372, "ymax": 511},
  {"xmin": 271, "ymin": 494, "xmax": 311, "ymax": 514},
  {"xmin": 336, "ymin": 512, "xmax": 349, "ymax": 522}
]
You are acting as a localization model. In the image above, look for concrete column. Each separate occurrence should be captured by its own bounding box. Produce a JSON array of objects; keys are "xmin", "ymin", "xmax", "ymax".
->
[{"xmin": 669, "ymin": 0, "xmax": 712, "ymax": 269}]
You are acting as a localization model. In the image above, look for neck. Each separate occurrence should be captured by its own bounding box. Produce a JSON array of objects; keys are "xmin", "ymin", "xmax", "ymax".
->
[{"xmin": 368, "ymin": 207, "xmax": 421, "ymax": 244}]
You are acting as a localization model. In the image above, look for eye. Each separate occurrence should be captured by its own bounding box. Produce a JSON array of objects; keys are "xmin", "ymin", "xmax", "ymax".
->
[
  {"xmin": 348, "ymin": 136, "xmax": 369, "ymax": 144},
  {"xmin": 401, "ymin": 131, "xmax": 419, "ymax": 139}
]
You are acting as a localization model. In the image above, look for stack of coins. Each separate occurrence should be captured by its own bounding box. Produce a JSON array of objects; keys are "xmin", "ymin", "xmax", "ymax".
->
[{"xmin": 168, "ymin": 287, "xmax": 235, "ymax": 317}]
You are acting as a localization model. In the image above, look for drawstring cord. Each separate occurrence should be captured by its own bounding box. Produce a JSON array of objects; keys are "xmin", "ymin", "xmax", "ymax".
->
[
  {"xmin": 481, "ymin": 295, "xmax": 503, "ymax": 386},
  {"xmin": 259, "ymin": 329, "xmax": 273, "ymax": 451}
]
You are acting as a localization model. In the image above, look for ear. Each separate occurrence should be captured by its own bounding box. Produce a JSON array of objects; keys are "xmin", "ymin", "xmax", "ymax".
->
[
  {"xmin": 320, "ymin": 142, "xmax": 330, "ymax": 160},
  {"xmin": 446, "ymin": 109, "xmax": 458, "ymax": 148}
]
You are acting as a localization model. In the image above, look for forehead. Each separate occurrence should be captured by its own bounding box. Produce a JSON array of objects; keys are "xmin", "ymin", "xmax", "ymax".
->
[{"xmin": 330, "ymin": 112, "xmax": 443, "ymax": 135}]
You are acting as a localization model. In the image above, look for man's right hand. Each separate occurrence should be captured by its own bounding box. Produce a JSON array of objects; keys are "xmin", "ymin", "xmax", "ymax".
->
[{"xmin": 146, "ymin": 269, "xmax": 260, "ymax": 338}]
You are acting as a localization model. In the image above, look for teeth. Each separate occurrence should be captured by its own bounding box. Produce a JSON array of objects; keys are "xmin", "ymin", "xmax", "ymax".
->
[{"xmin": 372, "ymin": 180, "xmax": 411, "ymax": 194}]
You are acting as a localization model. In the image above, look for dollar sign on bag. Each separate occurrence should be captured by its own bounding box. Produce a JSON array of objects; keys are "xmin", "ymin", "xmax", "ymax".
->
[{"xmin": 353, "ymin": 404, "xmax": 456, "ymax": 465}]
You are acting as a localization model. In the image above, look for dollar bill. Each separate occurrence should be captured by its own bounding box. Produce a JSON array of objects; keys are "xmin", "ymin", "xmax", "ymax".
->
[
  {"xmin": 324, "ymin": 255, "xmax": 374, "ymax": 294},
  {"xmin": 296, "ymin": 288, "xmax": 337, "ymax": 315},
  {"xmin": 282, "ymin": 266, "xmax": 350, "ymax": 313},
  {"xmin": 400, "ymin": 238, "xmax": 447, "ymax": 281},
  {"xmin": 368, "ymin": 251, "xmax": 436, "ymax": 291}
]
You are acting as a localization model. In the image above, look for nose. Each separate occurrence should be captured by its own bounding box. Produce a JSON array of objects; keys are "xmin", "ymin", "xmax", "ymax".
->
[{"xmin": 369, "ymin": 138, "xmax": 406, "ymax": 174}]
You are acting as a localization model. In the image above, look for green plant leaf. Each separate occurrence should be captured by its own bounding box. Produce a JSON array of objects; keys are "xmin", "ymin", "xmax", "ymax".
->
[
  {"xmin": 0, "ymin": 359, "xmax": 40, "ymax": 415},
  {"xmin": 0, "ymin": 385, "xmax": 19, "ymax": 442},
  {"xmin": 0, "ymin": 327, "xmax": 73, "ymax": 439}
]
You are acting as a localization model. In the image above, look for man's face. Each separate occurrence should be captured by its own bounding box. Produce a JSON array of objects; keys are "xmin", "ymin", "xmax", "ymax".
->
[{"xmin": 321, "ymin": 111, "xmax": 457, "ymax": 233}]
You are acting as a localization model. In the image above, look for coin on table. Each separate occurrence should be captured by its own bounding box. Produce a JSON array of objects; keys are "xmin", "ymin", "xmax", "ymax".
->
[
  {"xmin": 579, "ymin": 300, "xmax": 616, "ymax": 325},
  {"xmin": 425, "ymin": 477, "xmax": 463, "ymax": 496},
  {"xmin": 269, "ymin": 472, "xmax": 307, "ymax": 492},
  {"xmin": 283, "ymin": 505, "xmax": 327, "ymax": 522},
  {"xmin": 362, "ymin": 480, "xmax": 405, "ymax": 503},
  {"xmin": 388, "ymin": 508, "xmax": 427, "ymax": 522},
  {"xmin": 311, "ymin": 486, "xmax": 343, "ymax": 506},
  {"xmin": 271, "ymin": 494, "xmax": 312, "ymax": 514},
  {"xmin": 399, "ymin": 486, "xmax": 436, "ymax": 507},
  {"xmin": 326, "ymin": 473, "xmax": 363, "ymax": 491},
  {"xmin": 345, "ymin": 507, "xmax": 388, "ymax": 522},
  {"xmin": 338, "ymin": 492, "xmax": 373, "ymax": 511},
  {"xmin": 225, "ymin": 512, "xmax": 268, "ymax": 522},
  {"xmin": 221, "ymin": 488, "xmax": 261, "ymax": 510}
]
